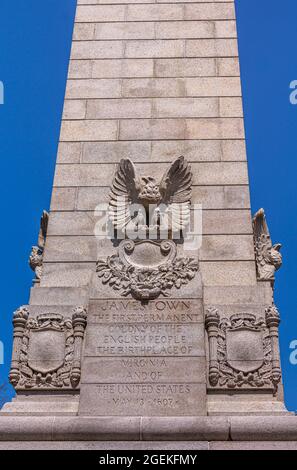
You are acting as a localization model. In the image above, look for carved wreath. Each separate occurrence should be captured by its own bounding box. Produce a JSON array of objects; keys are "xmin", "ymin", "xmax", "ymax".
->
[{"xmin": 96, "ymin": 240, "xmax": 198, "ymax": 301}]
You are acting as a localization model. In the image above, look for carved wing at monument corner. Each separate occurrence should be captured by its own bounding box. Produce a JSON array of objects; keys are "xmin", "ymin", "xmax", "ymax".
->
[
  {"xmin": 29, "ymin": 210, "xmax": 49, "ymax": 281},
  {"xmin": 253, "ymin": 208, "xmax": 282, "ymax": 281},
  {"xmin": 109, "ymin": 156, "xmax": 192, "ymax": 237}
]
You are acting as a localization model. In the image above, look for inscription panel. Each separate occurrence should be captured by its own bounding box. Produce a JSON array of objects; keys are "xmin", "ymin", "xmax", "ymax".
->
[
  {"xmin": 88, "ymin": 299, "xmax": 203, "ymax": 324},
  {"xmin": 84, "ymin": 323, "xmax": 205, "ymax": 357},
  {"xmin": 79, "ymin": 383, "xmax": 207, "ymax": 416},
  {"xmin": 81, "ymin": 357, "xmax": 206, "ymax": 384}
]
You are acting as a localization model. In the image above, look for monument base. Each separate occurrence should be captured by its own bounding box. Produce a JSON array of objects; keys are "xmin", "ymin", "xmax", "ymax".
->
[
  {"xmin": 0, "ymin": 416, "xmax": 297, "ymax": 450},
  {"xmin": 0, "ymin": 393, "xmax": 79, "ymax": 416}
]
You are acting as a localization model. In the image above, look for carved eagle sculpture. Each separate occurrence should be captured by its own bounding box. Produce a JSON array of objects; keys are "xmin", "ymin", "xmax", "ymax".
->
[
  {"xmin": 252, "ymin": 208, "xmax": 282, "ymax": 281},
  {"xmin": 109, "ymin": 156, "xmax": 192, "ymax": 238}
]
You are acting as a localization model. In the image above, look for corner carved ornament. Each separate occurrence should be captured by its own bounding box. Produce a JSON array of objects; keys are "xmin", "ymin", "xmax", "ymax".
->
[
  {"xmin": 205, "ymin": 306, "xmax": 281, "ymax": 394},
  {"xmin": 29, "ymin": 210, "xmax": 49, "ymax": 282},
  {"xmin": 9, "ymin": 306, "xmax": 87, "ymax": 391},
  {"xmin": 253, "ymin": 208, "xmax": 282, "ymax": 281},
  {"xmin": 96, "ymin": 157, "xmax": 199, "ymax": 301}
]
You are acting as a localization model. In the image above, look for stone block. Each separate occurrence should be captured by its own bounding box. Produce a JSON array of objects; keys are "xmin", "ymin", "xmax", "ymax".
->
[
  {"xmin": 204, "ymin": 285, "xmax": 273, "ymax": 305},
  {"xmin": 186, "ymin": 77, "xmax": 242, "ymax": 96},
  {"xmin": 86, "ymin": 98, "xmax": 152, "ymax": 119},
  {"xmin": 122, "ymin": 78, "xmax": 186, "ymax": 98},
  {"xmin": 62, "ymin": 99, "xmax": 87, "ymax": 120},
  {"xmin": 184, "ymin": 3, "xmax": 235, "ymax": 20},
  {"xmin": 217, "ymin": 57, "xmax": 240, "ymax": 76},
  {"xmin": 202, "ymin": 209, "xmax": 252, "ymax": 234},
  {"xmin": 76, "ymin": 5, "xmax": 126, "ymax": 22},
  {"xmin": 81, "ymin": 357, "xmax": 206, "ymax": 384},
  {"xmin": 83, "ymin": 323, "xmax": 206, "ymax": 357},
  {"xmin": 119, "ymin": 118, "xmax": 186, "ymax": 140},
  {"xmin": 219, "ymin": 97, "xmax": 243, "ymax": 117},
  {"xmin": 126, "ymin": 4, "xmax": 184, "ymax": 21},
  {"xmin": 153, "ymin": 98, "xmax": 219, "ymax": 118},
  {"xmin": 73, "ymin": 23, "xmax": 95, "ymax": 41},
  {"xmin": 68, "ymin": 60, "xmax": 92, "ymax": 79},
  {"xmin": 200, "ymin": 261, "xmax": 257, "ymax": 286},
  {"xmin": 53, "ymin": 416, "xmax": 141, "ymax": 441},
  {"xmin": 60, "ymin": 120, "xmax": 118, "ymax": 142},
  {"xmin": 87, "ymin": 298, "xmax": 204, "ymax": 324},
  {"xmin": 50, "ymin": 188, "xmax": 77, "ymax": 211},
  {"xmin": 151, "ymin": 139, "xmax": 246, "ymax": 162},
  {"xmin": 82, "ymin": 141, "xmax": 151, "ymax": 163},
  {"xmin": 230, "ymin": 417, "xmax": 297, "ymax": 441},
  {"xmin": 155, "ymin": 58, "xmax": 216, "ymax": 77},
  {"xmin": 65, "ymin": 79, "xmax": 121, "ymax": 99},
  {"xmin": 0, "ymin": 417, "xmax": 54, "ymax": 441},
  {"xmin": 142, "ymin": 417, "xmax": 229, "ymax": 441},
  {"xmin": 215, "ymin": 20, "xmax": 237, "ymax": 38},
  {"xmin": 125, "ymin": 40, "xmax": 185, "ymax": 58},
  {"xmin": 156, "ymin": 21, "xmax": 214, "ymax": 39},
  {"xmin": 91, "ymin": 59, "xmax": 154, "ymax": 78},
  {"xmin": 221, "ymin": 139, "xmax": 247, "ymax": 161},
  {"xmin": 200, "ymin": 235, "xmax": 254, "ymax": 261},
  {"xmin": 79, "ymin": 383, "xmax": 207, "ymax": 416},
  {"xmin": 185, "ymin": 118, "xmax": 244, "ymax": 139},
  {"xmin": 29, "ymin": 287, "xmax": 90, "ymax": 306},
  {"xmin": 186, "ymin": 39, "xmax": 238, "ymax": 57},
  {"xmin": 56, "ymin": 142, "xmax": 82, "ymax": 164},
  {"xmin": 95, "ymin": 22, "xmax": 155, "ymax": 40},
  {"xmin": 41, "ymin": 263, "xmax": 94, "ymax": 288},
  {"xmin": 71, "ymin": 41, "xmax": 123, "ymax": 60}
]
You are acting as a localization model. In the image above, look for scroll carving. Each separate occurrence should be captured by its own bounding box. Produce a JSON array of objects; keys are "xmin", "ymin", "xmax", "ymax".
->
[
  {"xmin": 253, "ymin": 208, "xmax": 282, "ymax": 281},
  {"xmin": 97, "ymin": 239, "xmax": 198, "ymax": 301},
  {"xmin": 29, "ymin": 210, "xmax": 49, "ymax": 282},
  {"xmin": 9, "ymin": 306, "xmax": 87, "ymax": 390},
  {"xmin": 205, "ymin": 307, "xmax": 281, "ymax": 394}
]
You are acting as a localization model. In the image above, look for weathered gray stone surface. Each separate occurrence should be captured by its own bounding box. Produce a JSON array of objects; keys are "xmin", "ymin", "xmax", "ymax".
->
[{"xmin": 1, "ymin": 0, "xmax": 292, "ymax": 444}]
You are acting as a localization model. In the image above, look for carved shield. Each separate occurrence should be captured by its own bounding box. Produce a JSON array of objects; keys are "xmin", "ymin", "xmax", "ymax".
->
[
  {"xmin": 28, "ymin": 329, "xmax": 66, "ymax": 374},
  {"xmin": 226, "ymin": 328, "xmax": 264, "ymax": 373}
]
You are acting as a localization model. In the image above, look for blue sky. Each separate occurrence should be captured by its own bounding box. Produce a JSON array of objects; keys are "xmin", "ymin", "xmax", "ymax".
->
[{"xmin": 0, "ymin": 0, "xmax": 296, "ymax": 410}]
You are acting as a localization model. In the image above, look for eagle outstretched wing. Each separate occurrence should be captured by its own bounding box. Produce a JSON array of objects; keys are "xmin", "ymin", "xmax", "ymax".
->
[
  {"xmin": 159, "ymin": 156, "xmax": 192, "ymax": 231},
  {"xmin": 253, "ymin": 208, "xmax": 272, "ymax": 253},
  {"xmin": 109, "ymin": 159, "xmax": 141, "ymax": 232},
  {"xmin": 253, "ymin": 208, "xmax": 282, "ymax": 277}
]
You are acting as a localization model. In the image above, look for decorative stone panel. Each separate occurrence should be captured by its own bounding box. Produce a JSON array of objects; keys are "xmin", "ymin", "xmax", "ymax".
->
[
  {"xmin": 205, "ymin": 306, "xmax": 281, "ymax": 394},
  {"xmin": 9, "ymin": 306, "xmax": 87, "ymax": 391}
]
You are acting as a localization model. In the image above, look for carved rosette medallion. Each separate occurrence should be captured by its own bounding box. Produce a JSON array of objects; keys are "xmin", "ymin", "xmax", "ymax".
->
[
  {"xmin": 205, "ymin": 307, "xmax": 281, "ymax": 394},
  {"xmin": 9, "ymin": 306, "xmax": 87, "ymax": 391},
  {"xmin": 97, "ymin": 239, "xmax": 198, "ymax": 301}
]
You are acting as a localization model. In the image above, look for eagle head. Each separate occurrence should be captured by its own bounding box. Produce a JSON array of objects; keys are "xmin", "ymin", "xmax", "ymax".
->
[{"xmin": 138, "ymin": 177, "xmax": 161, "ymax": 206}]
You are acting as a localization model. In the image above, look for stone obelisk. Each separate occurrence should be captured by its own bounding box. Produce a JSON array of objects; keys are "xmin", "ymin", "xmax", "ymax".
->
[{"xmin": 1, "ymin": 0, "xmax": 295, "ymax": 450}]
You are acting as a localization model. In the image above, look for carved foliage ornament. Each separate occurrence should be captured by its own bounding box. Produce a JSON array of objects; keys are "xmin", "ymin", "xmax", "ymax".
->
[
  {"xmin": 97, "ymin": 239, "xmax": 198, "ymax": 301},
  {"xmin": 205, "ymin": 307, "xmax": 281, "ymax": 394},
  {"xmin": 253, "ymin": 208, "xmax": 282, "ymax": 281},
  {"xmin": 29, "ymin": 210, "xmax": 49, "ymax": 281},
  {"xmin": 9, "ymin": 306, "xmax": 87, "ymax": 390}
]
